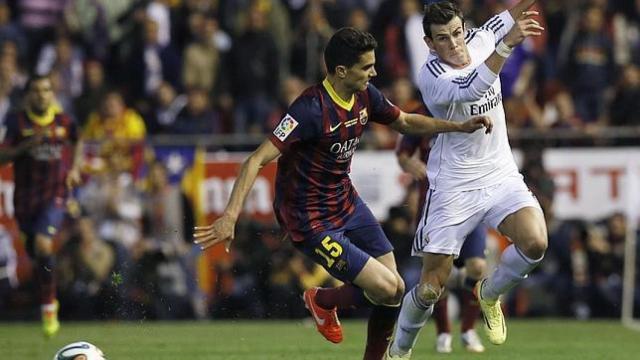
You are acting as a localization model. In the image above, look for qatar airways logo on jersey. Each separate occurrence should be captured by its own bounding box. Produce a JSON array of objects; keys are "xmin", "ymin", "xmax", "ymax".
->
[
  {"xmin": 470, "ymin": 87, "xmax": 502, "ymax": 115},
  {"xmin": 330, "ymin": 137, "xmax": 360, "ymax": 160},
  {"xmin": 29, "ymin": 143, "xmax": 63, "ymax": 160}
]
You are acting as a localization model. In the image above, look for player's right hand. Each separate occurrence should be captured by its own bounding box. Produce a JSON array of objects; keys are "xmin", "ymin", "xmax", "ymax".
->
[
  {"xmin": 503, "ymin": 11, "xmax": 544, "ymax": 47},
  {"xmin": 193, "ymin": 214, "xmax": 236, "ymax": 252},
  {"xmin": 461, "ymin": 116, "xmax": 493, "ymax": 134}
]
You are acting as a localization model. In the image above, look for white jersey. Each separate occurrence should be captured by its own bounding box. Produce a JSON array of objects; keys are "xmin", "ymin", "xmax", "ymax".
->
[{"xmin": 417, "ymin": 11, "xmax": 519, "ymax": 192}]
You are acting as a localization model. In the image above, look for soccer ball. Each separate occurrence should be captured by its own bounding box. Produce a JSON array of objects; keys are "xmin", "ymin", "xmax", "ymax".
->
[{"xmin": 53, "ymin": 341, "xmax": 106, "ymax": 360}]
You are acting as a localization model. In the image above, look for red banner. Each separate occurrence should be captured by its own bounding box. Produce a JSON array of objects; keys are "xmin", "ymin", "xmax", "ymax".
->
[{"xmin": 201, "ymin": 160, "xmax": 278, "ymax": 223}]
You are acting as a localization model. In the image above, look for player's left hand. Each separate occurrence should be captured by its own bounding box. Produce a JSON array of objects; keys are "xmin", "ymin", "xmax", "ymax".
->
[
  {"xmin": 193, "ymin": 214, "xmax": 236, "ymax": 252},
  {"xmin": 461, "ymin": 116, "xmax": 493, "ymax": 134}
]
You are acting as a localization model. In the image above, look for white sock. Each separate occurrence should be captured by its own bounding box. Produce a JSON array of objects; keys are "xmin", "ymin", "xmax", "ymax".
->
[
  {"xmin": 390, "ymin": 286, "xmax": 434, "ymax": 355},
  {"xmin": 482, "ymin": 244, "xmax": 543, "ymax": 301}
]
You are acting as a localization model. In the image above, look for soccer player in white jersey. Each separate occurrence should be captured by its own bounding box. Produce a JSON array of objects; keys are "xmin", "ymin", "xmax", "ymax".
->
[{"xmin": 386, "ymin": 1, "xmax": 547, "ymax": 358}]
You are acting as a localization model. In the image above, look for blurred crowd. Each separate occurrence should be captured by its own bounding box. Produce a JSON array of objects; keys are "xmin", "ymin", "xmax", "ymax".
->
[{"xmin": 0, "ymin": 0, "xmax": 639, "ymax": 321}]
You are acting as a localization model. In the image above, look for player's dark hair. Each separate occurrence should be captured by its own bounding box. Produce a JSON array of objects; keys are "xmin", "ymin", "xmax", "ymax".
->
[
  {"xmin": 24, "ymin": 73, "xmax": 51, "ymax": 92},
  {"xmin": 422, "ymin": 1, "xmax": 464, "ymax": 39},
  {"xmin": 324, "ymin": 27, "xmax": 377, "ymax": 74}
]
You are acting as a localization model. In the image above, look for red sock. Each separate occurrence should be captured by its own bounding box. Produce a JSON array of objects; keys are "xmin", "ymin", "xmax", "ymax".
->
[
  {"xmin": 315, "ymin": 284, "xmax": 371, "ymax": 310},
  {"xmin": 363, "ymin": 305, "xmax": 400, "ymax": 360},
  {"xmin": 461, "ymin": 289, "xmax": 481, "ymax": 332},
  {"xmin": 433, "ymin": 295, "xmax": 451, "ymax": 334},
  {"xmin": 36, "ymin": 255, "xmax": 56, "ymax": 305}
]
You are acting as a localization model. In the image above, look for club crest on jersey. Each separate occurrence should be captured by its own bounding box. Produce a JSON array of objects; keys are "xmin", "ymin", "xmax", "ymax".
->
[
  {"xmin": 359, "ymin": 109, "xmax": 368, "ymax": 125},
  {"xmin": 273, "ymin": 114, "xmax": 298, "ymax": 141}
]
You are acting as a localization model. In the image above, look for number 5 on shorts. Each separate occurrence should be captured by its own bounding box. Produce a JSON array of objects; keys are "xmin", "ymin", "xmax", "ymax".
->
[{"xmin": 315, "ymin": 236, "xmax": 343, "ymax": 268}]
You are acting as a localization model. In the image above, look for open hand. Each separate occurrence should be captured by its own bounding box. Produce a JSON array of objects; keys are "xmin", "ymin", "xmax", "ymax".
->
[
  {"xmin": 504, "ymin": 11, "xmax": 545, "ymax": 47},
  {"xmin": 193, "ymin": 214, "xmax": 236, "ymax": 252},
  {"xmin": 460, "ymin": 116, "xmax": 493, "ymax": 134}
]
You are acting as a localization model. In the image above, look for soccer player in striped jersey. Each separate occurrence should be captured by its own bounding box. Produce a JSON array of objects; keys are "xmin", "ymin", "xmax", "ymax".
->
[
  {"xmin": 194, "ymin": 27, "xmax": 491, "ymax": 359},
  {"xmin": 0, "ymin": 74, "xmax": 83, "ymax": 337},
  {"xmin": 386, "ymin": 1, "xmax": 547, "ymax": 358}
]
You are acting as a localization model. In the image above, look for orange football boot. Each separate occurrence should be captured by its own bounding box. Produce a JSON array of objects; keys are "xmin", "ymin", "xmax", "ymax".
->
[{"xmin": 303, "ymin": 287, "xmax": 343, "ymax": 343}]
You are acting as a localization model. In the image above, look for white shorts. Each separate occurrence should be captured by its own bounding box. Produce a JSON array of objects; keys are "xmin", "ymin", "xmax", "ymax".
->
[{"xmin": 412, "ymin": 174, "xmax": 542, "ymax": 257}]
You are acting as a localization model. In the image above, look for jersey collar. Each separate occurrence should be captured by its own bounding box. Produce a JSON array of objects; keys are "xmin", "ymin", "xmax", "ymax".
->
[
  {"xmin": 26, "ymin": 103, "xmax": 61, "ymax": 127},
  {"xmin": 322, "ymin": 78, "xmax": 354, "ymax": 111}
]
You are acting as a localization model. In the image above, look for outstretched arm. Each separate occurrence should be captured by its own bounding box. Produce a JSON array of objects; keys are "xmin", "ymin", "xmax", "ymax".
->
[
  {"xmin": 194, "ymin": 139, "xmax": 281, "ymax": 251},
  {"xmin": 428, "ymin": 10, "xmax": 543, "ymax": 104},
  {"xmin": 390, "ymin": 111, "xmax": 492, "ymax": 136}
]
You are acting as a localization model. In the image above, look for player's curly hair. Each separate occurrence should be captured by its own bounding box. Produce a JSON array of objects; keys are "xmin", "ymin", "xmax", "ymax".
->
[
  {"xmin": 422, "ymin": 1, "xmax": 464, "ymax": 39},
  {"xmin": 324, "ymin": 27, "xmax": 377, "ymax": 74}
]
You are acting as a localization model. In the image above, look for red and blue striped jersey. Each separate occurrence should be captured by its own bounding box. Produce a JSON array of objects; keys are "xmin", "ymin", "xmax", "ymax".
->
[
  {"xmin": 268, "ymin": 79, "xmax": 400, "ymax": 242},
  {"xmin": 2, "ymin": 110, "xmax": 78, "ymax": 219}
]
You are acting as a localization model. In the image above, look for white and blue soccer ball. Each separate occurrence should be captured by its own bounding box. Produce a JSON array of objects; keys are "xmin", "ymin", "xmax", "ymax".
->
[{"xmin": 53, "ymin": 341, "xmax": 106, "ymax": 360}]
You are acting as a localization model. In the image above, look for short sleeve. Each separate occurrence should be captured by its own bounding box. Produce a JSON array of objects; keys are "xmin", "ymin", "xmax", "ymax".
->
[
  {"xmin": 367, "ymin": 84, "xmax": 401, "ymax": 125},
  {"xmin": 267, "ymin": 96, "xmax": 321, "ymax": 153}
]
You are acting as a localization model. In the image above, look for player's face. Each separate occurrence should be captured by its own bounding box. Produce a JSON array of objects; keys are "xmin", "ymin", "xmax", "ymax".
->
[
  {"xmin": 343, "ymin": 50, "xmax": 377, "ymax": 92},
  {"xmin": 425, "ymin": 16, "xmax": 470, "ymax": 69},
  {"xmin": 28, "ymin": 78, "xmax": 54, "ymax": 114}
]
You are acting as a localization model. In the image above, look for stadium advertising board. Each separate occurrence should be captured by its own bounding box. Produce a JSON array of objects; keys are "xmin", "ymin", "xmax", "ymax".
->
[{"xmin": 200, "ymin": 149, "xmax": 640, "ymax": 222}]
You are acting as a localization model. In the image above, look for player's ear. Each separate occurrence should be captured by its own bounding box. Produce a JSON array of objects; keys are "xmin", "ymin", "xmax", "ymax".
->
[
  {"xmin": 423, "ymin": 35, "xmax": 434, "ymax": 50},
  {"xmin": 336, "ymin": 65, "xmax": 347, "ymax": 79}
]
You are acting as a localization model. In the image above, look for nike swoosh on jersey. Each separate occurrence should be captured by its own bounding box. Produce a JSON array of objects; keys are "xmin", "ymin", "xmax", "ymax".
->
[{"xmin": 329, "ymin": 122, "xmax": 342, "ymax": 132}]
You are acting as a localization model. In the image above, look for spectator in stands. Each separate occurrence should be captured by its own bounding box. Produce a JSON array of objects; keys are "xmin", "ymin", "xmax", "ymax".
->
[
  {"xmin": 0, "ymin": 44, "xmax": 25, "ymax": 122},
  {"xmin": 18, "ymin": 0, "xmax": 67, "ymax": 70},
  {"xmin": 35, "ymin": 35, "xmax": 85, "ymax": 102},
  {"xmin": 563, "ymin": 4, "xmax": 615, "ymax": 128},
  {"xmin": 171, "ymin": 87, "xmax": 221, "ymax": 135},
  {"xmin": 83, "ymin": 91, "xmax": 145, "ymax": 140},
  {"xmin": 144, "ymin": 81, "xmax": 187, "ymax": 135},
  {"xmin": 138, "ymin": 161, "xmax": 197, "ymax": 319},
  {"xmin": 225, "ymin": 3, "xmax": 279, "ymax": 134},
  {"xmin": 57, "ymin": 213, "xmax": 116, "ymax": 319},
  {"xmin": 126, "ymin": 18, "xmax": 182, "ymax": 101},
  {"xmin": 609, "ymin": 64, "xmax": 640, "ymax": 127},
  {"xmin": 0, "ymin": 1, "xmax": 27, "ymax": 61},
  {"xmin": 585, "ymin": 213, "xmax": 627, "ymax": 317},
  {"xmin": 289, "ymin": 3, "xmax": 333, "ymax": 84},
  {"xmin": 74, "ymin": 59, "xmax": 109, "ymax": 128},
  {"xmin": 82, "ymin": 90, "xmax": 146, "ymax": 177},
  {"xmin": 182, "ymin": 13, "xmax": 221, "ymax": 94}
]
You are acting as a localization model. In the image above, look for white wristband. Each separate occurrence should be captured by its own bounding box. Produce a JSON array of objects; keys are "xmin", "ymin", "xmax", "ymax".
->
[{"xmin": 495, "ymin": 40, "xmax": 514, "ymax": 58}]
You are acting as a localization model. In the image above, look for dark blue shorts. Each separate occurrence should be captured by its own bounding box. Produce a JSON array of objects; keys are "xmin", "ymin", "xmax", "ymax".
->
[
  {"xmin": 17, "ymin": 203, "xmax": 66, "ymax": 257},
  {"xmin": 293, "ymin": 198, "xmax": 393, "ymax": 283},
  {"xmin": 454, "ymin": 224, "xmax": 487, "ymax": 267}
]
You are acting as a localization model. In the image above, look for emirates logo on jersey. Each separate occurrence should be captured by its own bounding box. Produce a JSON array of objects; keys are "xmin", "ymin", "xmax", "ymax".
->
[{"xmin": 359, "ymin": 109, "xmax": 368, "ymax": 125}]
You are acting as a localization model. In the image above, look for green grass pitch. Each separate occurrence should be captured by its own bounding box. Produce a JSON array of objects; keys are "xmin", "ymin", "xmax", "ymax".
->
[{"xmin": 2, "ymin": 319, "xmax": 639, "ymax": 359}]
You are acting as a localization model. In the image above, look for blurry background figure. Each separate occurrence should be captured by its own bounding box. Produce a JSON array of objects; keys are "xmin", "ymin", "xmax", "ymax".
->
[
  {"xmin": 171, "ymin": 86, "xmax": 221, "ymax": 135},
  {"xmin": 225, "ymin": 3, "xmax": 278, "ymax": 134},
  {"xmin": 144, "ymin": 81, "xmax": 188, "ymax": 135},
  {"xmin": 0, "ymin": 225, "xmax": 17, "ymax": 312}
]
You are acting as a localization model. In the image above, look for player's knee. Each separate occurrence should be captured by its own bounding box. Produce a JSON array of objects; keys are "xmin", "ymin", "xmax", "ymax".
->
[
  {"xmin": 416, "ymin": 282, "xmax": 442, "ymax": 307},
  {"xmin": 391, "ymin": 276, "xmax": 405, "ymax": 305},
  {"xmin": 520, "ymin": 234, "xmax": 547, "ymax": 260},
  {"xmin": 367, "ymin": 273, "xmax": 398, "ymax": 304}
]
